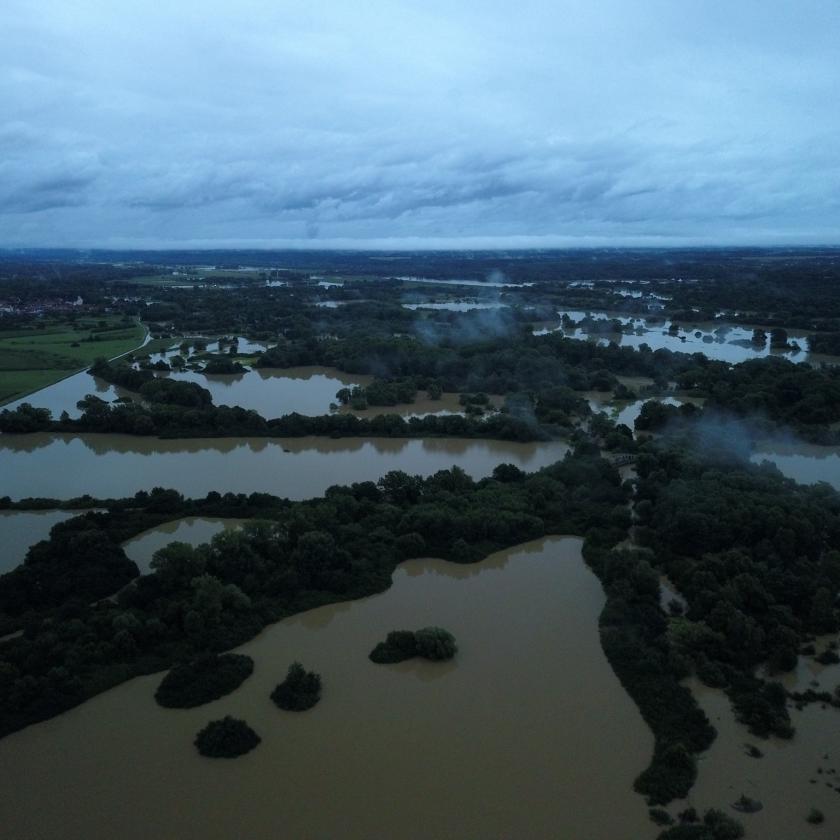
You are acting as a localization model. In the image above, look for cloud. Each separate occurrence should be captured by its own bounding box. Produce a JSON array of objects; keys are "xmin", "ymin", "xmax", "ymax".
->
[{"xmin": 0, "ymin": 0, "xmax": 839, "ymax": 247}]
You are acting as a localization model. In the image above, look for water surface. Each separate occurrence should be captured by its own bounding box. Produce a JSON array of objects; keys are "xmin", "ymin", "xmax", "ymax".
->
[
  {"xmin": 122, "ymin": 517, "xmax": 247, "ymax": 574},
  {"xmin": 0, "ymin": 434, "xmax": 570, "ymax": 500},
  {"xmin": 0, "ymin": 536, "xmax": 654, "ymax": 840},
  {"xmin": 683, "ymin": 659, "xmax": 840, "ymax": 838},
  {"xmin": 0, "ymin": 510, "xmax": 77, "ymax": 573},
  {"xmin": 752, "ymin": 443, "xmax": 840, "ymax": 492}
]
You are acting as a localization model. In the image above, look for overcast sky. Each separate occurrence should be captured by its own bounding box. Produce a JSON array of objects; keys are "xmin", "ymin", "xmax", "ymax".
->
[{"xmin": 2, "ymin": 0, "xmax": 839, "ymax": 249}]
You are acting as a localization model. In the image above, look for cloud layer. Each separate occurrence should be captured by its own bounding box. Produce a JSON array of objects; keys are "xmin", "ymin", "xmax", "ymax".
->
[{"xmin": 2, "ymin": 0, "xmax": 839, "ymax": 248}]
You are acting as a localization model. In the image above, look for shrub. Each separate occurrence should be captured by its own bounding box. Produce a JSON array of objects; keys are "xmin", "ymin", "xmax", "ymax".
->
[
  {"xmin": 155, "ymin": 654, "xmax": 254, "ymax": 708},
  {"xmin": 414, "ymin": 627, "xmax": 458, "ymax": 661},
  {"xmin": 194, "ymin": 716, "xmax": 260, "ymax": 758},
  {"xmin": 271, "ymin": 662, "xmax": 322, "ymax": 711},
  {"xmin": 807, "ymin": 808, "xmax": 825, "ymax": 825},
  {"xmin": 369, "ymin": 627, "xmax": 457, "ymax": 663},
  {"xmin": 369, "ymin": 630, "xmax": 418, "ymax": 664}
]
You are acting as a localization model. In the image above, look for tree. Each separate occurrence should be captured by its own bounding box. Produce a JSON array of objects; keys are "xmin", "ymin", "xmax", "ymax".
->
[
  {"xmin": 414, "ymin": 626, "xmax": 458, "ymax": 660},
  {"xmin": 271, "ymin": 662, "xmax": 322, "ymax": 711},
  {"xmin": 194, "ymin": 716, "xmax": 260, "ymax": 758}
]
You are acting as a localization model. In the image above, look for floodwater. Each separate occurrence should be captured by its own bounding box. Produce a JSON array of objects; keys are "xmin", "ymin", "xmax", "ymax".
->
[
  {"xmin": 2, "ymin": 370, "xmax": 135, "ymax": 419},
  {"xmin": 534, "ymin": 313, "xmax": 829, "ymax": 366},
  {"xmin": 0, "ymin": 434, "xmax": 571, "ymax": 500},
  {"xmin": 122, "ymin": 517, "xmax": 247, "ymax": 574},
  {"xmin": 752, "ymin": 443, "xmax": 840, "ymax": 492},
  {"xmin": 0, "ymin": 536, "xmax": 654, "ymax": 840},
  {"xmin": 3, "ymin": 364, "xmax": 476, "ymax": 421},
  {"xmin": 394, "ymin": 275, "xmax": 533, "ymax": 288},
  {"xmin": 587, "ymin": 395, "xmax": 704, "ymax": 428},
  {"xmin": 161, "ymin": 366, "xmax": 373, "ymax": 417},
  {"xmin": 338, "ymin": 391, "xmax": 503, "ymax": 419},
  {"xmin": 402, "ymin": 301, "xmax": 508, "ymax": 311},
  {"xmin": 0, "ymin": 509, "xmax": 77, "ymax": 573},
  {"xmin": 679, "ymin": 653, "xmax": 840, "ymax": 838}
]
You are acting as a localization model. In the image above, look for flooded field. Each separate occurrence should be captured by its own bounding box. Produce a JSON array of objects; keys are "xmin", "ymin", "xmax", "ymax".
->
[
  {"xmin": 2, "ymin": 363, "xmax": 478, "ymax": 421},
  {"xmin": 0, "ymin": 536, "xmax": 654, "ymax": 840},
  {"xmin": 682, "ymin": 653, "xmax": 840, "ymax": 838},
  {"xmin": 0, "ymin": 433, "xmax": 571, "ymax": 500},
  {"xmin": 535, "ymin": 313, "xmax": 829, "ymax": 366},
  {"xmin": 161, "ymin": 366, "xmax": 373, "ymax": 417}
]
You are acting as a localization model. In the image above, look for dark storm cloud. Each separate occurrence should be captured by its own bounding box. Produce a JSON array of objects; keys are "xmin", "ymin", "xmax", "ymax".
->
[{"xmin": 1, "ymin": 0, "xmax": 839, "ymax": 247}]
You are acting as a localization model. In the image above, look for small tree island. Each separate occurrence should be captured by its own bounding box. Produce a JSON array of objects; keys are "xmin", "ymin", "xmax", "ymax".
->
[
  {"xmin": 369, "ymin": 627, "xmax": 457, "ymax": 664},
  {"xmin": 271, "ymin": 662, "xmax": 322, "ymax": 711},
  {"xmin": 155, "ymin": 653, "xmax": 254, "ymax": 708},
  {"xmin": 194, "ymin": 716, "xmax": 260, "ymax": 758}
]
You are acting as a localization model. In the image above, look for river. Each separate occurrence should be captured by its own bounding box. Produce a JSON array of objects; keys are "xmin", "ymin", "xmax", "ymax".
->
[
  {"xmin": 0, "ymin": 536, "xmax": 655, "ymax": 840},
  {"xmin": 0, "ymin": 433, "xmax": 570, "ymax": 500}
]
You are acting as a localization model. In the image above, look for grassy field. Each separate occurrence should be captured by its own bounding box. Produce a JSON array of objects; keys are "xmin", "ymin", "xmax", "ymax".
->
[{"xmin": 0, "ymin": 317, "xmax": 147, "ymax": 406}]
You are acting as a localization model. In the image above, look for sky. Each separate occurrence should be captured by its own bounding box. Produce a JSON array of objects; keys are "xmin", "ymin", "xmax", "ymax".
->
[{"xmin": 1, "ymin": 0, "xmax": 839, "ymax": 249}]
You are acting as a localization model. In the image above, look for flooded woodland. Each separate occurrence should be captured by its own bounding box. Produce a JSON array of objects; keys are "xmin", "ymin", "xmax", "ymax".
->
[
  {"xmin": 0, "ymin": 538, "xmax": 656, "ymax": 840},
  {"xmin": 4, "ymin": 253, "xmax": 840, "ymax": 840}
]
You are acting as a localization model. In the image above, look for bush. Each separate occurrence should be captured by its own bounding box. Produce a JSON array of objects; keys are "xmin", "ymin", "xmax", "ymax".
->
[
  {"xmin": 194, "ymin": 716, "xmax": 260, "ymax": 758},
  {"xmin": 636, "ymin": 743, "xmax": 697, "ymax": 805},
  {"xmin": 414, "ymin": 627, "xmax": 458, "ymax": 661},
  {"xmin": 369, "ymin": 630, "xmax": 418, "ymax": 664},
  {"xmin": 656, "ymin": 808, "xmax": 744, "ymax": 839},
  {"xmin": 807, "ymin": 808, "xmax": 825, "ymax": 825},
  {"xmin": 369, "ymin": 627, "xmax": 457, "ymax": 663},
  {"xmin": 155, "ymin": 654, "xmax": 254, "ymax": 708},
  {"xmin": 650, "ymin": 808, "xmax": 674, "ymax": 826},
  {"xmin": 271, "ymin": 662, "xmax": 322, "ymax": 711}
]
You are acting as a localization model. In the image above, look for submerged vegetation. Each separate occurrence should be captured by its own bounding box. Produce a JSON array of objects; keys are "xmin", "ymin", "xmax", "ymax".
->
[
  {"xmin": 5, "ymin": 251, "xmax": 840, "ymax": 824},
  {"xmin": 194, "ymin": 715, "xmax": 260, "ymax": 758},
  {"xmin": 369, "ymin": 627, "xmax": 457, "ymax": 663},
  {"xmin": 155, "ymin": 653, "xmax": 254, "ymax": 708},
  {"xmin": 270, "ymin": 662, "xmax": 322, "ymax": 711},
  {"xmin": 0, "ymin": 451, "xmax": 628, "ymax": 740}
]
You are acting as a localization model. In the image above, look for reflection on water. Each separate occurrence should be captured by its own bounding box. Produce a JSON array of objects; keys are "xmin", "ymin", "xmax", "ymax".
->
[
  {"xmin": 122, "ymin": 517, "xmax": 247, "ymax": 574},
  {"xmin": 752, "ymin": 443, "xmax": 840, "ymax": 492},
  {"xmin": 0, "ymin": 510, "xmax": 77, "ymax": 573},
  {"xmin": 534, "ymin": 314, "xmax": 831, "ymax": 366},
  {"xmin": 587, "ymin": 395, "xmax": 705, "ymax": 428},
  {"xmin": 161, "ymin": 366, "xmax": 373, "ymax": 417},
  {"xmin": 3, "ymin": 371, "xmax": 136, "ymax": 419},
  {"xmin": 0, "ymin": 433, "xmax": 571, "ymax": 500},
  {"xmin": 5, "ymin": 363, "xmax": 475, "ymax": 422},
  {"xmin": 0, "ymin": 536, "xmax": 654, "ymax": 840}
]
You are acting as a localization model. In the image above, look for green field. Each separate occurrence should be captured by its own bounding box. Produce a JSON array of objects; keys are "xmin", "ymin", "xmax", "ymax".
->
[{"xmin": 0, "ymin": 317, "xmax": 147, "ymax": 406}]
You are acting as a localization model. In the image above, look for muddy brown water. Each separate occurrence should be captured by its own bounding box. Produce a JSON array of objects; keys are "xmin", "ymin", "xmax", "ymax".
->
[
  {"xmin": 679, "ymin": 654, "xmax": 840, "ymax": 838},
  {"xmin": 0, "ymin": 536, "xmax": 655, "ymax": 840},
  {"xmin": 0, "ymin": 434, "xmax": 571, "ymax": 500}
]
